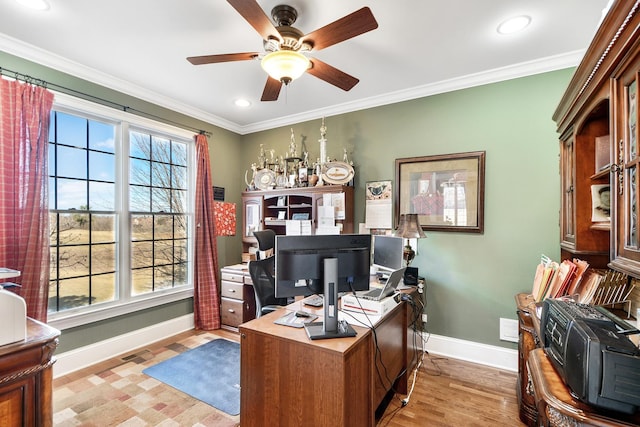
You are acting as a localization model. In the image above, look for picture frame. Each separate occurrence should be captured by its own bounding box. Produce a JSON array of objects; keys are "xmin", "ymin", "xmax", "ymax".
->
[{"xmin": 395, "ymin": 151, "xmax": 486, "ymax": 233}]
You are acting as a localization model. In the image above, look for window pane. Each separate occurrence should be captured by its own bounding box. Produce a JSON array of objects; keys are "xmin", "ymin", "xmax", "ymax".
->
[
  {"xmin": 130, "ymin": 185, "xmax": 151, "ymax": 212},
  {"xmin": 154, "ymin": 268, "xmax": 173, "ymax": 291},
  {"xmin": 59, "ymin": 213, "xmax": 90, "ymax": 244},
  {"xmin": 132, "ymin": 215, "xmax": 153, "ymax": 241},
  {"xmin": 172, "ymin": 190, "xmax": 187, "ymax": 213},
  {"xmin": 152, "ymin": 136, "xmax": 171, "ymax": 163},
  {"xmin": 91, "ymin": 215, "xmax": 115, "ymax": 243},
  {"xmin": 89, "ymin": 182, "xmax": 115, "ymax": 210},
  {"xmin": 57, "ymin": 112, "xmax": 87, "ymax": 148},
  {"xmin": 172, "ymin": 142, "xmax": 187, "ymax": 166},
  {"xmin": 92, "ymin": 273, "xmax": 116, "ymax": 304},
  {"xmin": 56, "ymin": 178, "xmax": 87, "ymax": 210},
  {"xmin": 132, "ymin": 268, "xmax": 153, "ymax": 295},
  {"xmin": 132, "ymin": 241, "xmax": 153, "ymax": 269},
  {"xmin": 89, "ymin": 151, "xmax": 115, "ymax": 182},
  {"xmin": 175, "ymin": 216, "xmax": 187, "ymax": 239},
  {"xmin": 58, "ymin": 245, "xmax": 89, "ymax": 279},
  {"xmin": 58, "ymin": 277, "xmax": 90, "ymax": 310},
  {"xmin": 151, "ymin": 162, "xmax": 171, "ymax": 188},
  {"xmin": 172, "ymin": 165, "xmax": 186, "ymax": 189},
  {"xmin": 130, "ymin": 158, "xmax": 151, "ymax": 185},
  {"xmin": 92, "ymin": 244, "xmax": 116, "ymax": 274},
  {"xmin": 57, "ymin": 146, "xmax": 87, "ymax": 179},
  {"xmin": 130, "ymin": 132, "xmax": 151, "ymax": 159},
  {"xmin": 154, "ymin": 240, "xmax": 173, "ymax": 265},
  {"xmin": 152, "ymin": 188, "xmax": 171, "ymax": 212},
  {"xmin": 89, "ymin": 121, "xmax": 115, "ymax": 153}
]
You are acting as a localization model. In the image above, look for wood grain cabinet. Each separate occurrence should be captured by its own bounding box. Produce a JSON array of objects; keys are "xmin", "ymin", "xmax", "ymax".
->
[
  {"xmin": 220, "ymin": 264, "xmax": 256, "ymax": 331},
  {"xmin": 0, "ymin": 318, "xmax": 59, "ymax": 427},
  {"xmin": 554, "ymin": 0, "xmax": 640, "ymax": 277},
  {"xmin": 241, "ymin": 186, "xmax": 354, "ymax": 254}
]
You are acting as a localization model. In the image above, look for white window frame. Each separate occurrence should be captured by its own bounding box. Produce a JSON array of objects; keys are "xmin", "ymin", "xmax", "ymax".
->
[{"xmin": 47, "ymin": 92, "xmax": 196, "ymax": 331}]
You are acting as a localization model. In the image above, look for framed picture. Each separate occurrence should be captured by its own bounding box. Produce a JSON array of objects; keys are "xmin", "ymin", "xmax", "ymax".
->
[{"xmin": 395, "ymin": 151, "xmax": 486, "ymax": 233}]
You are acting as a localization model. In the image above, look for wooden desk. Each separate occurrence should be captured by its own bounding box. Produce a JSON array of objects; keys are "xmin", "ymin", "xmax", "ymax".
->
[
  {"xmin": 516, "ymin": 293, "xmax": 640, "ymax": 426},
  {"xmin": 239, "ymin": 291, "xmax": 419, "ymax": 427},
  {"xmin": 528, "ymin": 348, "xmax": 640, "ymax": 426},
  {"xmin": 0, "ymin": 318, "xmax": 60, "ymax": 427}
]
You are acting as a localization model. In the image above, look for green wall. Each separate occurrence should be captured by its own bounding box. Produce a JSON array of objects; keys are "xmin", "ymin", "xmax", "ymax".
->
[
  {"xmin": 241, "ymin": 70, "xmax": 569, "ymax": 347},
  {"xmin": 1, "ymin": 50, "xmax": 569, "ymax": 351}
]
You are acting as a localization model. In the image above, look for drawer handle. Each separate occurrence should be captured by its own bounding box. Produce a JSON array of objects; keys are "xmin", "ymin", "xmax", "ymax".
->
[
  {"xmin": 228, "ymin": 309, "xmax": 235, "ymax": 313},
  {"xmin": 228, "ymin": 288, "xmax": 236, "ymax": 293}
]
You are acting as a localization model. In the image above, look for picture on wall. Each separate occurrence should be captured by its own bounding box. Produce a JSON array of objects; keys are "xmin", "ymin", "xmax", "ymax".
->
[{"xmin": 395, "ymin": 151, "xmax": 486, "ymax": 233}]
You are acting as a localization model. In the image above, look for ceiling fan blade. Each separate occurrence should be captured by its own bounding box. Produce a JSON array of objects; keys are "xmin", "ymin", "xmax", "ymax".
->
[
  {"xmin": 308, "ymin": 58, "xmax": 359, "ymax": 91},
  {"xmin": 187, "ymin": 52, "xmax": 258, "ymax": 65},
  {"xmin": 302, "ymin": 7, "xmax": 378, "ymax": 51},
  {"xmin": 261, "ymin": 77, "xmax": 282, "ymax": 101},
  {"xmin": 227, "ymin": 0, "xmax": 282, "ymax": 42}
]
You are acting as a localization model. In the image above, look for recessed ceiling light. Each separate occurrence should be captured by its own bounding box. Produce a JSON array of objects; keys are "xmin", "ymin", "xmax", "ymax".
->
[
  {"xmin": 15, "ymin": 0, "xmax": 50, "ymax": 10},
  {"xmin": 497, "ymin": 15, "xmax": 531, "ymax": 35},
  {"xmin": 235, "ymin": 99, "xmax": 251, "ymax": 108}
]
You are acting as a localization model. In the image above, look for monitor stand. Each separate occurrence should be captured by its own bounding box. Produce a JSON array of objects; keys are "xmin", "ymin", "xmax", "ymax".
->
[{"xmin": 304, "ymin": 257, "xmax": 357, "ymax": 340}]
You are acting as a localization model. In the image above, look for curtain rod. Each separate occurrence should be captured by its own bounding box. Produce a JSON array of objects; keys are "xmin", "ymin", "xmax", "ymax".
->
[{"xmin": 0, "ymin": 66, "xmax": 212, "ymax": 137}]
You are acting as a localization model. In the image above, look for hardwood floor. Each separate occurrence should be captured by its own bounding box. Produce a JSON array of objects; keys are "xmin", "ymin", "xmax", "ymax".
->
[{"xmin": 52, "ymin": 329, "xmax": 524, "ymax": 426}]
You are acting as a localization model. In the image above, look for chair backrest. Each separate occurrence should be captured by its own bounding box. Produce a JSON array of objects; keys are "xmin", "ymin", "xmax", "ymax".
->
[
  {"xmin": 247, "ymin": 256, "xmax": 287, "ymax": 317},
  {"xmin": 253, "ymin": 229, "xmax": 276, "ymax": 259}
]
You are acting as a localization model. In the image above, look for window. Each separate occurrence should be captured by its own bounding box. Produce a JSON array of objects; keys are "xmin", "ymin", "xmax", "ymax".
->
[{"xmin": 47, "ymin": 95, "xmax": 194, "ymax": 327}]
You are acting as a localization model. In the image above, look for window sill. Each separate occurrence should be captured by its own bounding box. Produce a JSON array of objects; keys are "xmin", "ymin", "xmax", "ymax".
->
[{"xmin": 47, "ymin": 288, "xmax": 194, "ymax": 331}]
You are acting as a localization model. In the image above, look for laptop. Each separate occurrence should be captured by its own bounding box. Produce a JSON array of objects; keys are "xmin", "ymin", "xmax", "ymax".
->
[{"xmin": 359, "ymin": 267, "xmax": 406, "ymax": 301}]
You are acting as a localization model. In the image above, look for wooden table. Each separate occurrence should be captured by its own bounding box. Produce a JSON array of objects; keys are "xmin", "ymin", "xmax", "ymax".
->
[
  {"xmin": 239, "ymin": 290, "xmax": 419, "ymax": 427},
  {"xmin": 0, "ymin": 318, "xmax": 60, "ymax": 427}
]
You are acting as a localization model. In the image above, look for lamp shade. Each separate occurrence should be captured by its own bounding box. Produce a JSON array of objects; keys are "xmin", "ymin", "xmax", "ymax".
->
[
  {"xmin": 261, "ymin": 50, "xmax": 310, "ymax": 84},
  {"xmin": 393, "ymin": 214, "xmax": 426, "ymax": 239}
]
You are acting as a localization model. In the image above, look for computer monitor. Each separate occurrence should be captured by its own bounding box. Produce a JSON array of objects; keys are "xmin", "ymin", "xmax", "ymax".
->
[
  {"xmin": 372, "ymin": 235, "xmax": 404, "ymax": 273},
  {"xmin": 275, "ymin": 234, "xmax": 371, "ymax": 339}
]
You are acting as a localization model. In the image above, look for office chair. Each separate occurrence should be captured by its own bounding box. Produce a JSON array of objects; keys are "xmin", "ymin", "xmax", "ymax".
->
[
  {"xmin": 253, "ymin": 229, "xmax": 276, "ymax": 260},
  {"xmin": 247, "ymin": 256, "xmax": 288, "ymax": 317}
]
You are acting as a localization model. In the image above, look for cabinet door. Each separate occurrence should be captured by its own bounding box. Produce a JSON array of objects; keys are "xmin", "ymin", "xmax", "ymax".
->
[
  {"xmin": 242, "ymin": 195, "xmax": 262, "ymax": 242},
  {"xmin": 560, "ymin": 137, "xmax": 576, "ymax": 247},
  {"xmin": 611, "ymin": 65, "xmax": 640, "ymax": 275}
]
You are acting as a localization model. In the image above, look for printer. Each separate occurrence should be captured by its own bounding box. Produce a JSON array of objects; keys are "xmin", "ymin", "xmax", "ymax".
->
[{"xmin": 0, "ymin": 268, "xmax": 26, "ymax": 346}]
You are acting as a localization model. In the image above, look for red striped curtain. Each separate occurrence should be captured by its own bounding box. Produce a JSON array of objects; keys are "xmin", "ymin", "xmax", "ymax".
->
[
  {"xmin": 193, "ymin": 133, "xmax": 221, "ymax": 329},
  {"xmin": 0, "ymin": 79, "xmax": 54, "ymax": 321}
]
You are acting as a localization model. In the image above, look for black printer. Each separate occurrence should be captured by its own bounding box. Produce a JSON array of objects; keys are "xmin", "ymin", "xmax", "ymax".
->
[{"xmin": 541, "ymin": 299, "xmax": 640, "ymax": 414}]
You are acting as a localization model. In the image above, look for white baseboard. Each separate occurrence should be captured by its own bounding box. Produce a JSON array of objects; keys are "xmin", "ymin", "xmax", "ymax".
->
[
  {"xmin": 424, "ymin": 332, "xmax": 518, "ymax": 372},
  {"xmin": 53, "ymin": 314, "xmax": 195, "ymax": 378},
  {"xmin": 53, "ymin": 318, "xmax": 517, "ymax": 378}
]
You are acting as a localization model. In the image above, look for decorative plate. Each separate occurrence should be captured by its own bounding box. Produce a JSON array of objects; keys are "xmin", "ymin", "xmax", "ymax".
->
[
  {"xmin": 322, "ymin": 161, "xmax": 355, "ymax": 185},
  {"xmin": 254, "ymin": 168, "xmax": 276, "ymax": 190}
]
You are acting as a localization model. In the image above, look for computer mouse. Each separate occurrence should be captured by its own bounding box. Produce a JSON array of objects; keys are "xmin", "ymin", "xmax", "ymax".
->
[{"xmin": 295, "ymin": 310, "xmax": 311, "ymax": 318}]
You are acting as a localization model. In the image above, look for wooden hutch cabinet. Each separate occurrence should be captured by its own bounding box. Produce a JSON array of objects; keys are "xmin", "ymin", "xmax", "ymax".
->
[
  {"xmin": 553, "ymin": 0, "xmax": 640, "ymax": 278},
  {"xmin": 241, "ymin": 185, "xmax": 354, "ymax": 254}
]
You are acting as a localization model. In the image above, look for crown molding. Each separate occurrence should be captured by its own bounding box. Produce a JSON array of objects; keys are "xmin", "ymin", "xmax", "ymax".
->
[{"xmin": 0, "ymin": 32, "xmax": 582, "ymax": 135}]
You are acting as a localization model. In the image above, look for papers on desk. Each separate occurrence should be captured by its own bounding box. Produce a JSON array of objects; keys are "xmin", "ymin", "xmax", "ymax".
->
[
  {"xmin": 339, "ymin": 310, "xmax": 382, "ymax": 327},
  {"xmin": 274, "ymin": 311, "xmax": 318, "ymax": 328}
]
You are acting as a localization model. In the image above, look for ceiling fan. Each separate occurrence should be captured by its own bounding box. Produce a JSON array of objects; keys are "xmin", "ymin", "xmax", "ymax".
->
[{"xmin": 187, "ymin": 0, "xmax": 378, "ymax": 101}]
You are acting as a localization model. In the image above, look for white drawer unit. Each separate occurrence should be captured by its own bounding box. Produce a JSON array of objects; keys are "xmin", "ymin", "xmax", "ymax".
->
[{"xmin": 220, "ymin": 264, "xmax": 256, "ymax": 330}]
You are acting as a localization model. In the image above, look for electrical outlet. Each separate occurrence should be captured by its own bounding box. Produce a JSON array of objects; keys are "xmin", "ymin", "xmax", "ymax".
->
[
  {"xmin": 499, "ymin": 318, "xmax": 518, "ymax": 343},
  {"xmin": 421, "ymin": 313, "xmax": 428, "ymax": 323}
]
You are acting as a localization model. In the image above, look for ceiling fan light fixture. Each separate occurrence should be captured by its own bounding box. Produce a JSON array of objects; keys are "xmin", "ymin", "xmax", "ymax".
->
[{"xmin": 261, "ymin": 50, "xmax": 310, "ymax": 85}]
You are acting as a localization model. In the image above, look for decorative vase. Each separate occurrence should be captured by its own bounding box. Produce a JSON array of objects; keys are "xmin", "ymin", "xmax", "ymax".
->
[{"xmin": 308, "ymin": 174, "xmax": 319, "ymax": 186}]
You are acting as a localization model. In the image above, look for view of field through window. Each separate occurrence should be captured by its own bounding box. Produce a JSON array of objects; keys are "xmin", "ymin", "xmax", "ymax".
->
[{"xmin": 48, "ymin": 110, "xmax": 191, "ymax": 314}]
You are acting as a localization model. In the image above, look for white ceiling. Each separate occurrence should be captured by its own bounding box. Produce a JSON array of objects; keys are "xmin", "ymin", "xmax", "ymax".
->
[{"xmin": 0, "ymin": 0, "xmax": 611, "ymax": 134}]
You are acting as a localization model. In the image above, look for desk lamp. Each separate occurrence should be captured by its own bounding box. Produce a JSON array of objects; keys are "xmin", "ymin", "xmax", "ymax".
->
[{"xmin": 393, "ymin": 214, "xmax": 426, "ymax": 266}]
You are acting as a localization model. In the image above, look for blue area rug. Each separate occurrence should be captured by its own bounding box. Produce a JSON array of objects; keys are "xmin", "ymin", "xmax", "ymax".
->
[{"xmin": 143, "ymin": 338, "xmax": 240, "ymax": 415}]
